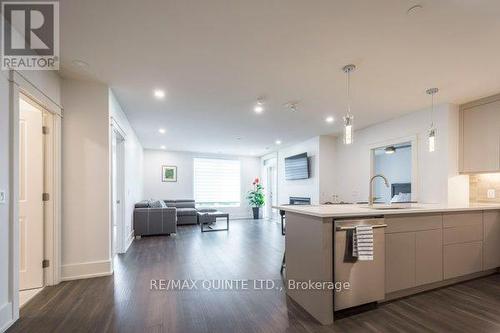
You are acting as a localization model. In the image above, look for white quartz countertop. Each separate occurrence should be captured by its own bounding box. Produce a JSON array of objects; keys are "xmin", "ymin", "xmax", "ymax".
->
[{"xmin": 274, "ymin": 203, "xmax": 500, "ymax": 218}]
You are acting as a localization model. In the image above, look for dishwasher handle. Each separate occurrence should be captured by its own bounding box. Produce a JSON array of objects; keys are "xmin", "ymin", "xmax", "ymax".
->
[{"xmin": 336, "ymin": 224, "xmax": 387, "ymax": 231}]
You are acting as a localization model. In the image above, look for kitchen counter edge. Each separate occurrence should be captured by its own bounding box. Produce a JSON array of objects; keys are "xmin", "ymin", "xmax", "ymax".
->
[{"xmin": 274, "ymin": 203, "xmax": 500, "ymax": 218}]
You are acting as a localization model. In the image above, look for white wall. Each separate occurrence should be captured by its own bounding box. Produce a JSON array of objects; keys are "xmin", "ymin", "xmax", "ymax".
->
[
  {"xmin": 109, "ymin": 90, "xmax": 144, "ymax": 251},
  {"xmin": 277, "ymin": 137, "xmax": 320, "ymax": 205},
  {"xmin": 318, "ymin": 135, "xmax": 336, "ymax": 203},
  {"xmin": 17, "ymin": 70, "xmax": 61, "ymax": 107},
  {"xmin": 374, "ymin": 146, "xmax": 412, "ymax": 202},
  {"xmin": 272, "ymin": 105, "xmax": 468, "ymax": 206},
  {"xmin": 274, "ymin": 135, "xmax": 336, "ymax": 206},
  {"xmin": 61, "ymin": 80, "xmax": 112, "ymax": 280},
  {"xmin": 333, "ymin": 104, "xmax": 467, "ymax": 204},
  {"xmin": 142, "ymin": 150, "xmax": 261, "ymax": 219},
  {"xmin": 273, "ymin": 135, "xmax": 337, "ymax": 205},
  {"xmin": 446, "ymin": 104, "xmax": 470, "ymax": 205}
]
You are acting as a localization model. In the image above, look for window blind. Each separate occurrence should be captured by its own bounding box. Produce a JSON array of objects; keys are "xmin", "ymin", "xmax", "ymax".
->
[{"xmin": 193, "ymin": 158, "xmax": 241, "ymax": 207}]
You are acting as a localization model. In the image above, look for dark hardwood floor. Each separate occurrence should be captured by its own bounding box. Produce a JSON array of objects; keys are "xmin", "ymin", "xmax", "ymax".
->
[{"xmin": 8, "ymin": 219, "xmax": 500, "ymax": 333}]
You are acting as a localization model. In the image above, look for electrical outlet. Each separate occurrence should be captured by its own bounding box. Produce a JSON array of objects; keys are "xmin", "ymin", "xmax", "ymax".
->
[
  {"xmin": 0, "ymin": 191, "xmax": 6, "ymax": 204},
  {"xmin": 487, "ymin": 189, "xmax": 496, "ymax": 199}
]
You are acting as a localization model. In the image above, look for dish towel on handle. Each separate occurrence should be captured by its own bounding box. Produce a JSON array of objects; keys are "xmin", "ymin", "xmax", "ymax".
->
[{"xmin": 353, "ymin": 225, "xmax": 374, "ymax": 261}]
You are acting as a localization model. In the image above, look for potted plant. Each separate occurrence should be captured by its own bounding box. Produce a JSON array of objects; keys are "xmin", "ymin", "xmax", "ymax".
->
[{"xmin": 248, "ymin": 177, "xmax": 265, "ymax": 219}]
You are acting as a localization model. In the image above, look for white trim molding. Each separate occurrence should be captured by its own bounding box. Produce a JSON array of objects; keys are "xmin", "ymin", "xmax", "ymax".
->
[
  {"xmin": 61, "ymin": 260, "xmax": 113, "ymax": 281},
  {"xmin": 110, "ymin": 116, "xmax": 127, "ymax": 140},
  {"xmin": 8, "ymin": 70, "xmax": 21, "ymax": 328},
  {"xmin": 11, "ymin": 76, "xmax": 63, "ymax": 287},
  {"xmin": 7, "ymin": 69, "xmax": 63, "ymax": 331},
  {"xmin": 0, "ymin": 302, "xmax": 14, "ymax": 332},
  {"xmin": 12, "ymin": 71, "xmax": 63, "ymax": 117},
  {"xmin": 124, "ymin": 230, "xmax": 135, "ymax": 253}
]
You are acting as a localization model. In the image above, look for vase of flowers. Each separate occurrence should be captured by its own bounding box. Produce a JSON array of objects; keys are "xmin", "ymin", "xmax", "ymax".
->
[{"xmin": 248, "ymin": 177, "xmax": 265, "ymax": 219}]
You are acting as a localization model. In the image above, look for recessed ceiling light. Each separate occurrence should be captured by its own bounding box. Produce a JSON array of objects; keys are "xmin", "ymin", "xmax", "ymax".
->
[
  {"xmin": 158, "ymin": 128, "xmax": 166, "ymax": 134},
  {"xmin": 254, "ymin": 105, "xmax": 264, "ymax": 113},
  {"xmin": 71, "ymin": 59, "xmax": 89, "ymax": 68},
  {"xmin": 153, "ymin": 89, "xmax": 165, "ymax": 99},
  {"xmin": 407, "ymin": 4, "xmax": 423, "ymax": 16},
  {"xmin": 325, "ymin": 116, "xmax": 334, "ymax": 123},
  {"xmin": 160, "ymin": 145, "xmax": 166, "ymax": 150},
  {"xmin": 254, "ymin": 99, "xmax": 264, "ymax": 113},
  {"xmin": 275, "ymin": 140, "xmax": 282, "ymax": 145}
]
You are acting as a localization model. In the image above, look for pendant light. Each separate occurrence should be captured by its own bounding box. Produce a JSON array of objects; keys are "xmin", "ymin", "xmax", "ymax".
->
[
  {"xmin": 342, "ymin": 64, "xmax": 356, "ymax": 145},
  {"xmin": 426, "ymin": 88, "xmax": 439, "ymax": 152}
]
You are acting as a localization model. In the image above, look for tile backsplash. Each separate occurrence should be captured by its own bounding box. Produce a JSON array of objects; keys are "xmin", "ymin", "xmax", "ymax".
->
[{"xmin": 469, "ymin": 173, "xmax": 500, "ymax": 203}]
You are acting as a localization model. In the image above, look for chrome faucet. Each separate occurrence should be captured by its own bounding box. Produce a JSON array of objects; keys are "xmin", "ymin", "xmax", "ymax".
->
[{"xmin": 369, "ymin": 174, "xmax": 390, "ymax": 206}]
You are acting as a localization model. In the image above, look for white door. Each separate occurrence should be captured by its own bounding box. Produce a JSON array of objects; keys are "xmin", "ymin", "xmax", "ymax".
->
[{"xmin": 19, "ymin": 98, "xmax": 44, "ymax": 290}]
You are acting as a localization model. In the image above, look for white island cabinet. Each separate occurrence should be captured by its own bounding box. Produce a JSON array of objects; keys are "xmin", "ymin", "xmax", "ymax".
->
[
  {"xmin": 484, "ymin": 210, "xmax": 500, "ymax": 270},
  {"xmin": 277, "ymin": 203, "xmax": 500, "ymax": 325},
  {"xmin": 385, "ymin": 214, "xmax": 443, "ymax": 293}
]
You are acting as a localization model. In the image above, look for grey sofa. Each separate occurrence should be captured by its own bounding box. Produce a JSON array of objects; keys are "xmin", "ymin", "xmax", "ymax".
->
[
  {"xmin": 164, "ymin": 200, "xmax": 198, "ymax": 225},
  {"xmin": 134, "ymin": 201, "xmax": 177, "ymax": 236}
]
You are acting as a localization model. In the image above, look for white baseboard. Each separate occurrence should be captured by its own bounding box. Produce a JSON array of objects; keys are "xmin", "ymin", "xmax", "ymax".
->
[
  {"xmin": 124, "ymin": 230, "xmax": 134, "ymax": 252},
  {"xmin": 61, "ymin": 260, "xmax": 113, "ymax": 281},
  {"xmin": 19, "ymin": 287, "xmax": 44, "ymax": 308},
  {"xmin": 0, "ymin": 302, "xmax": 14, "ymax": 333}
]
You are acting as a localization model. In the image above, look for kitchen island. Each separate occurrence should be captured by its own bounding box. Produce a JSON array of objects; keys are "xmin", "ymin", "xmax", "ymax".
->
[{"xmin": 277, "ymin": 203, "xmax": 500, "ymax": 325}]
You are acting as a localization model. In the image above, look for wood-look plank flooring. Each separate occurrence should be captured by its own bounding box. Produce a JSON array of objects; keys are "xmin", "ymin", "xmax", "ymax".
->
[{"xmin": 8, "ymin": 219, "xmax": 500, "ymax": 333}]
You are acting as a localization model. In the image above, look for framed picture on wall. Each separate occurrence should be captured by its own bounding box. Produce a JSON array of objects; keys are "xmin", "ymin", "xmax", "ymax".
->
[{"xmin": 162, "ymin": 165, "xmax": 177, "ymax": 182}]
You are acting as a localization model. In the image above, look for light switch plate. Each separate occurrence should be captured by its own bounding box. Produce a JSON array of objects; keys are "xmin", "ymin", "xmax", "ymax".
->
[
  {"xmin": 0, "ymin": 191, "xmax": 5, "ymax": 204},
  {"xmin": 487, "ymin": 189, "xmax": 496, "ymax": 199}
]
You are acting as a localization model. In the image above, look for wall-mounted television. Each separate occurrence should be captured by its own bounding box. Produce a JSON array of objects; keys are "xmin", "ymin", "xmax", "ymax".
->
[{"xmin": 285, "ymin": 153, "xmax": 310, "ymax": 180}]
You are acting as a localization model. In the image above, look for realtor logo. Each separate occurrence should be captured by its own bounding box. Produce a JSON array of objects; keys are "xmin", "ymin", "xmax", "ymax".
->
[{"xmin": 1, "ymin": 1, "xmax": 59, "ymax": 70}]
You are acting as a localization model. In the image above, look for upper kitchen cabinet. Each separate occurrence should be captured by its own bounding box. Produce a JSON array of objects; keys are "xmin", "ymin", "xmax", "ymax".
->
[{"xmin": 460, "ymin": 95, "xmax": 500, "ymax": 173}]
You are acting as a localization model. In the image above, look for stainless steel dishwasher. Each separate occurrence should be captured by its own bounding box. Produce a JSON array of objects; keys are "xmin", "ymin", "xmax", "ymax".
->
[{"xmin": 334, "ymin": 218, "xmax": 387, "ymax": 311}]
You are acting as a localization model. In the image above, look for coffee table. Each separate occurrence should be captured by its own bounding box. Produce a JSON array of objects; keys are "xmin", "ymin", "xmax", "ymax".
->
[{"xmin": 197, "ymin": 211, "xmax": 229, "ymax": 232}]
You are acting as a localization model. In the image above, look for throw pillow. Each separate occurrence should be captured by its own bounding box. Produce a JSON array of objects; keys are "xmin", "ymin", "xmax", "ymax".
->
[{"xmin": 149, "ymin": 199, "xmax": 164, "ymax": 208}]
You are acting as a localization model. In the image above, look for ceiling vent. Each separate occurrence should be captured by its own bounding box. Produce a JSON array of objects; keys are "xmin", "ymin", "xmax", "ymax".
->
[{"xmin": 283, "ymin": 101, "xmax": 299, "ymax": 112}]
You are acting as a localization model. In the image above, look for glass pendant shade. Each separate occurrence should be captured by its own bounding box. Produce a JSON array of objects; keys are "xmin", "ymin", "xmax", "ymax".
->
[
  {"xmin": 342, "ymin": 64, "xmax": 356, "ymax": 145},
  {"xmin": 426, "ymin": 87, "xmax": 439, "ymax": 153},
  {"xmin": 343, "ymin": 114, "xmax": 354, "ymax": 145},
  {"xmin": 428, "ymin": 127, "xmax": 436, "ymax": 152}
]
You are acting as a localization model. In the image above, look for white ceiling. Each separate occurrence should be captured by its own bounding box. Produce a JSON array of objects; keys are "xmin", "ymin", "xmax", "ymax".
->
[{"xmin": 59, "ymin": 0, "xmax": 500, "ymax": 156}]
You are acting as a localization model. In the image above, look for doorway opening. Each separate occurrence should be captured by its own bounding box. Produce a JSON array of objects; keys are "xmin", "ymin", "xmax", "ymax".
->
[
  {"xmin": 370, "ymin": 136, "xmax": 418, "ymax": 204},
  {"xmin": 18, "ymin": 94, "xmax": 51, "ymax": 306},
  {"xmin": 263, "ymin": 157, "xmax": 278, "ymax": 221},
  {"xmin": 111, "ymin": 128, "xmax": 126, "ymax": 257}
]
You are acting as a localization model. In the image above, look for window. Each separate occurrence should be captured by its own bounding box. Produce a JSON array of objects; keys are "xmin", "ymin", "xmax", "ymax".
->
[{"xmin": 193, "ymin": 158, "xmax": 241, "ymax": 207}]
